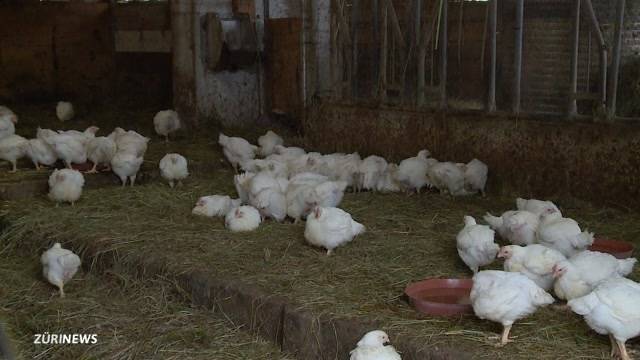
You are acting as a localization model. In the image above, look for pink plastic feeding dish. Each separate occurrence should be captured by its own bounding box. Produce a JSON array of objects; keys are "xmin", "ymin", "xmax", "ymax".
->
[
  {"xmin": 405, "ymin": 278, "xmax": 473, "ymax": 317},
  {"xmin": 589, "ymin": 238, "xmax": 634, "ymax": 259}
]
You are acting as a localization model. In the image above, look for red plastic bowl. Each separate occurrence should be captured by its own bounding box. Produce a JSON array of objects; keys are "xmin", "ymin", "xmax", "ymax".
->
[
  {"xmin": 589, "ymin": 238, "xmax": 634, "ymax": 259},
  {"xmin": 405, "ymin": 278, "xmax": 473, "ymax": 317}
]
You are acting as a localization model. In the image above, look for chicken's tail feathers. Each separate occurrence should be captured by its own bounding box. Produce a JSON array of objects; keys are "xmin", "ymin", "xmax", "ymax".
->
[
  {"xmin": 567, "ymin": 292, "xmax": 598, "ymax": 315},
  {"xmin": 352, "ymin": 221, "xmax": 366, "ymax": 236},
  {"xmin": 58, "ymin": 253, "xmax": 81, "ymax": 268},
  {"xmin": 617, "ymin": 257, "xmax": 638, "ymax": 277},
  {"xmin": 218, "ymin": 133, "xmax": 228, "ymax": 145},
  {"xmin": 571, "ymin": 231, "xmax": 595, "ymax": 247},
  {"xmin": 515, "ymin": 198, "xmax": 527, "ymax": 211},
  {"xmin": 483, "ymin": 213, "xmax": 503, "ymax": 230},
  {"xmin": 532, "ymin": 287, "xmax": 555, "ymax": 306}
]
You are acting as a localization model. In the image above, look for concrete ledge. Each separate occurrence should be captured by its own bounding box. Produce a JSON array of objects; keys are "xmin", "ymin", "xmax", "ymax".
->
[{"xmin": 74, "ymin": 238, "xmax": 471, "ymax": 360}]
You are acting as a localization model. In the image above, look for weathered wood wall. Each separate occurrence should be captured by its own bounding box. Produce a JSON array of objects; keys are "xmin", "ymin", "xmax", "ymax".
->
[{"xmin": 0, "ymin": 2, "xmax": 172, "ymax": 104}]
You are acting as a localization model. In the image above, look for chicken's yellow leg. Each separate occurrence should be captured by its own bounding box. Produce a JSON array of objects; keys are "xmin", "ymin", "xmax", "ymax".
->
[
  {"xmin": 616, "ymin": 339, "xmax": 630, "ymax": 360},
  {"xmin": 495, "ymin": 325, "xmax": 513, "ymax": 347}
]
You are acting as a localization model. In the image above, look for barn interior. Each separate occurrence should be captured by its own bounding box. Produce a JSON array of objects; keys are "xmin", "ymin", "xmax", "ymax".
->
[{"xmin": 1, "ymin": 0, "xmax": 639, "ymax": 359}]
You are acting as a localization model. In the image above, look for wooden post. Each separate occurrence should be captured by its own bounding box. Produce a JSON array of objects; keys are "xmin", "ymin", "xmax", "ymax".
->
[
  {"xmin": 457, "ymin": 0, "xmax": 464, "ymax": 69},
  {"xmin": 171, "ymin": 0, "xmax": 197, "ymax": 128},
  {"xmin": 351, "ymin": 0, "xmax": 360, "ymax": 99},
  {"xmin": 379, "ymin": 1, "xmax": 388, "ymax": 101},
  {"xmin": 385, "ymin": 0, "xmax": 405, "ymax": 48},
  {"xmin": 440, "ymin": 0, "xmax": 448, "ymax": 109},
  {"xmin": 607, "ymin": 0, "xmax": 625, "ymax": 120},
  {"xmin": 568, "ymin": 0, "xmax": 581, "ymax": 118},
  {"xmin": 416, "ymin": 0, "xmax": 424, "ymax": 106},
  {"xmin": 513, "ymin": 0, "xmax": 524, "ymax": 115},
  {"xmin": 488, "ymin": 0, "xmax": 497, "ymax": 112},
  {"xmin": 583, "ymin": 0, "xmax": 607, "ymax": 107},
  {"xmin": 372, "ymin": 0, "xmax": 379, "ymax": 94}
]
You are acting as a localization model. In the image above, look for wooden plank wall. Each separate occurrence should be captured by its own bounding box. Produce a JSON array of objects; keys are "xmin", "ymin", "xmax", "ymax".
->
[{"xmin": 0, "ymin": 2, "xmax": 114, "ymax": 102}]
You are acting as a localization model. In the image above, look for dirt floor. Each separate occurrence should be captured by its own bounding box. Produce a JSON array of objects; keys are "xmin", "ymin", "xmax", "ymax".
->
[{"xmin": 1, "ymin": 102, "xmax": 639, "ymax": 359}]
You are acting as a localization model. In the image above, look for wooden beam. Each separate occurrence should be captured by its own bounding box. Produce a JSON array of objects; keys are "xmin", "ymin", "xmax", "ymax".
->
[
  {"xmin": 607, "ymin": 0, "xmax": 625, "ymax": 119},
  {"xmin": 568, "ymin": 0, "xmax": 581, "ymax": 118},
  {"xmin": 372, "ymin": 0, "xmax": 379, "ymax": 92},
  {"xmin": 439, "ymin": 0, "xmax": 447, "ymax": 109},
  {"xmin": 488, "ymin": 0, "xmax": 497, "ymax": 113},
  {"xmin": 416, "ymin": 0, "xmax": 425, "ymax": 106},
  {"xmin": 513, "ymin": 0, "xmax": 524, "ymax": 115},
  {"xmin": 379, "ymin": 1, "xmax": 388, "ymax": 101},
  {"xmin": 385, "ymin": 0, "xmax": 405, "ymax": 49},
  {"xmin": 351, "ymin": 0, "xmax": 360, "ymax": 99},
  {"xmin": 582, "ymin": 0, "xmax": 608, "ymax": 109},
  {"xmin": 582, "ymin": 0, "xmax": 606, "ymax": 49}
]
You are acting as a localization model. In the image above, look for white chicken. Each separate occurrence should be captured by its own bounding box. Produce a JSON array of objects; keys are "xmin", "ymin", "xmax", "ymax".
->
[
  {"xmin": 427, "ymin": 161, "xmax": 467, "ymax": 196},
  {"xmin": 218, "ymin": 133, "xmax": 258, "ymax": 172},
  {"xmin": 252, "ymin": 187, "xmax": 287, "ymax": 222},
  {"xmin": 26, "ymin": 138, "xmax": 57, "ymax": 170},
  {"xmin": 456, "ymin": 216, "xmax": 499, "ymax": 273},
  {"xmin": 247, "ymin": 172, "xmax": 287, "ymax": 222},
  {"xmin": 357, "ymin": 155, "xmax": 388, "ymax": 192},
  {"xmin": 376, "ymin": 163, "xmax": 402, "ymax": 193},
  {"xmin": 44, "ymin": 133, "xmax": 87, "ymax": 168},
  {"xmin": 41, "ymin": 242, "xmax": 81, "ymax": 297},
  {"xmin": 224, "ymin": 205, "xmax": 262, "ymax": 232},
  {"xmin": 153, "ymin": 109, "xmax": 181, "ymax": 142},
  {"xmin": 111, "ymin": 151, "xmax": 144, "ymax": 186},
  {"xmin": 497, "ymin": 244, "xmax": 566, "ymax": 291},
  {"xmin": 159, "ymin": 153, "xmax": 188, "ymax": 188},
  {"xmin": 109, "ymin": 128, "xmax": 150, "ymax": 157},
  {"xmin": 192, "ymin": 195, "xmax": 242, "ymax": 217},
  {"xmin": 537, "ymin": 212, "xmax": 594, "ymax": 257},
  {"xmin": 274, "ymin": 145, "xmax": 306, "ymax": 158},
  {"xmin": 394, "ymin": 149, "xmax": 431, "ymax": 193},
  {"xmin": 234, "ymin": 172, "xmax": 255, "ymax": 204},
  {"xmin": 484, "ymin": 210, "xmax": 539, "ymax": 246},
  {"xmin": 48, "ymin": 168, "xmax": 85, "ymax": 206},
  {"xmin": 58, "ymin": 126, "xmax": 99, "ymax": 146},
  {"xmin": 56, "ymin": 101, "xmax": 75, "ymax": 122},
  {"xmin": 331, "ymin": 152, "xmax": 362, "ymax": 189},
  {"xmin": 286, "ymin": 177, "xmax": 346, "ymax": 222},
  {"xmin": 304, "ymin": 206, "xmax": 365, "ymax": 255},
  {"xmin": 349, "ymin": 330, "xmax": 402, "ymax": 360},
  {"xmin": 471, "ymin": 270, "xmax": 554, "ymax": 346},
  {"xmin": 568, "ymin": 278, "xmax": 640, "ymax": 360},
  {"xmin": 258, "ymin": 130, "xmax": 284, "ymax": 157},
  {"xmin": 313, "ymin": 180, "xmax": 348, "ymax": 208},
  {"xmin": 516, "ymin": 198, "xmax": 561, "ymax": 217},
  {"xmin": 463, "ymin": 158, "xmax": 488, "ymax": 195},
  {"xmin": 0, "ymin": 105, "xmax": 18, "ymax": 124},
  {"xmin": 552, "ymin": 250, "xmax": 637, "ymax": 301},
  {"xmin": 0, "ymin": 111, "xmax": 16, "ymax": 140},
  {"xmin": 86, "ymin": 136, "xmax": 116, "ymax": 173},
  {"xmin": 0, "ymin": 134, "xmax": 28, "ymax": 172}
]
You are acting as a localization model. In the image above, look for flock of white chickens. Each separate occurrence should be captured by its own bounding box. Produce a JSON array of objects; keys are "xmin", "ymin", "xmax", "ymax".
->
[
  {"xmin": 0, "ymin": 104, "xmax": 188, "ymax": 205},
  {"xmin": 458, "ymin": 198, "xmax": 640, "ymax": 358},
  {"xmin": 3, "ymin": 102, "xmax": 639, "ymax": 359}
]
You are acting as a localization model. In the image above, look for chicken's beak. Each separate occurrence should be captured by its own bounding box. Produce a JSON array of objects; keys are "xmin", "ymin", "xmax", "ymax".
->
[
  {"xmin": 383, "ymin": 341, "xmax": 391, "ymax": 346},
  {"xmin": 496, "ymin": 248, "xmax": 506, "ymax": 259},
  {"xmin": 551, "ymin": 265, "xmax": 561, "ymax": 279}
]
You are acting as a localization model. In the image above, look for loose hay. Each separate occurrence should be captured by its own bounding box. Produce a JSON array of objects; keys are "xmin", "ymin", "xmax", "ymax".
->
[
  {"xmin": 1, "ymin": 103, "xmax": 639, "ymax": 359},
  {"xmin": 2, "ymin": 168, "xmax": 639, "ymax": 359},
  {"xmin": 0, "ymin": 253, "xmax": 294, "ymax": 360}
]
